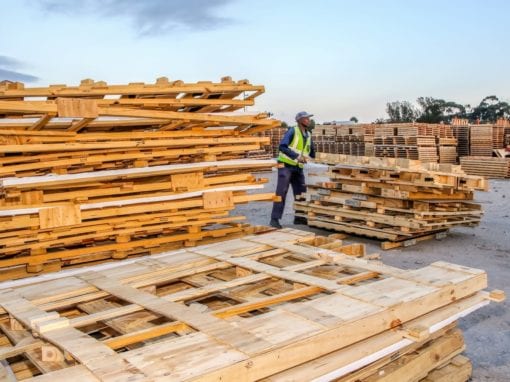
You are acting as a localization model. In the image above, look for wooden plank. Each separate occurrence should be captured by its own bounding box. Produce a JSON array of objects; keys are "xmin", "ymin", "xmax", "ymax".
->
[{"xmin": 80, "ymin": 272, "xmax": 273, "ymax": 355}]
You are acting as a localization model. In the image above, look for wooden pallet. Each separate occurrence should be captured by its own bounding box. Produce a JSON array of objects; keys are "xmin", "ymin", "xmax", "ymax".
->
[
  {"xmin": 0, "ymin": 228, "xmax": 502, "ymax": 381},
  {"xmin": 0, "ymin": 159, "xmax": 278, "ymax": 279},
  {"xmin": 0, "ymin": 77, "xmax": 281, "ymax": 279},
  {"xmin": 296, "ymin": 154, "xmax": 485, "ymax": 248}
]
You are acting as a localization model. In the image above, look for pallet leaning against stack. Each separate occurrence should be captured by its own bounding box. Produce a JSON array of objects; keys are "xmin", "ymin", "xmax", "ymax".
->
[
  {"xmin": 0, "ymin": 228, "xmax": 503, "ymax": 381},
  {"xmin": 295, "ymin": 154, "xmax": 488, "ymax": 249},
  {"xmin": 0, "ymin": 77, "xmax": 281, "ymax": 280}
]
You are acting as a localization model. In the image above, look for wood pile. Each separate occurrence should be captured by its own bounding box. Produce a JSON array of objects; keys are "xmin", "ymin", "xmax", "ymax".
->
[
  {"xmin": 452, "ymin": 125, "xmax": 470, "ymax": 157},
  {"xmin": 370, "ymin": 123, "xmax": 456, "ymax": 163},
  {"xmin": 295, "ymin": 154, "xmax": 487, "ymax": 249},
  {"xmin": 0, "ymin": 228, "xmax": 503, "ymax": 381},
  {"xmin": 0, "ymin": 78, "xmax": 281, "ymax": 280},
  {"xmin": 460, "ymin": 156, "xmax": 510, "ymax": 179},
  {"xmin": 313, "ymin": 125, "xmax": 370, "ymax": 156},
  {"xmin": 492, "ymin": 118, "xmax": 509, "ymax": 149},
  {"xmin": 469, "ymin": 125, "xmax": 493, "ymax": 157},
  {"xmin": 438, "ymin": 137, "xmax": 458, "ymax": 164},
  {"xmin": 258, "ymin": 126, "xmax": 287, "ymax": 158}
]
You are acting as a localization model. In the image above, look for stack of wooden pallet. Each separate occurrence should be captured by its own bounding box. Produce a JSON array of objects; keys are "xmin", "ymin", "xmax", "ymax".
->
[
  {"xmin": 0, "ymin": 228, "xmax": 503, "ymax": 381},
  {"xmin": 0, "ymin": 78, "xmax": 280, "ymax": 280},
  {"xmin": 313, "ymin": 125, "xmax": 372, "ymax": 157},
  {"xmin": 469, "ymin": 125, "xmax": 493, "ymax": 156},
  {"xmin": 491, "ymin": 118, "xmax": 508, "ymax": 149},
  {"xmin": 295, "ymin": 154, "xmax": 487, "ymax": 249},
  {"xmin": 438, "ymin": 137, "xmax": 458, "ymax": 164},
  {"xmin": 452, "ymin": 124, "xmax": 470, "ymax": 157},
  {"xmin": 460, "ymin": 156, "xmax": 510, "ymax": 179},
  {"xmin": 370, "ymin": 123, "xmax": 456, "ymax": 163},
  {"xmin": 259, "ymin": 125, "xmax": 287, "ymax": 158}
]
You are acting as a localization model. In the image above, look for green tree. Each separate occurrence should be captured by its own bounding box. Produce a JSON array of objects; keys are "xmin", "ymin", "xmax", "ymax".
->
[
  {"xmin": 416, "ymin": 97, "xmax": 466, "ymax": 123},
  {"xmin": 386, "ymin": 101, "xmax": 419, "ymax": 122},
  {"xmin": 470, "ymin": 96, "xmax": 510, "ymax": 123},
  {"xmin": 349, "ymin": 116, "xmax": 358, "ymax": 123}
]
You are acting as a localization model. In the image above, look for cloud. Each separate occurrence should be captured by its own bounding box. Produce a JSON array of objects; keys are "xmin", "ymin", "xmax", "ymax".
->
[
  {"xmin": 38, "ymin": 0, "xmax": 237, "ymax": 35},
  {"xmin": 0, "ymin": 55, "xmax": 39, "ymax": 82}
]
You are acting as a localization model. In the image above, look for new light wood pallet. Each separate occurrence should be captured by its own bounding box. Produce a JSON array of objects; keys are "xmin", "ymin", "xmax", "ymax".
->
[
  {"xmin": 0, "ymin": 159, "xmax": 278, "ymax": 280},
  {"xmin": 296, "ymin": 154, "xmax": 486, "ymax": 248},
  {"xmin": 0, "ymin": 78, "xmax": 281, "ymax": 279},
  {"xmin": 0, "ymin": 130, "xmax": 271, "ymax": 177},
  {"xmin": 0, "ymin": 228, "xmax": 503, "ymax": 381}
]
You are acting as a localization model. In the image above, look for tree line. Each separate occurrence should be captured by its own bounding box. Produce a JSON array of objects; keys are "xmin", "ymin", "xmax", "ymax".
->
[{"xmin": 381, "ymin": 96, "xmax": 510, "ymax": 124}]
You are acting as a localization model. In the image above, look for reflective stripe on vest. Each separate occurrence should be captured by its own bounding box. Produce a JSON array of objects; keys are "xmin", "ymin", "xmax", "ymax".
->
[{"xmin": 277, "ymin": 125, "xmax": 312, "ymax": 168}]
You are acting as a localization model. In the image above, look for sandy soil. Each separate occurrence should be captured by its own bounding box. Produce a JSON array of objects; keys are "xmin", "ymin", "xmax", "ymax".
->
[{"xmin": 235, "ymin": 167, "xmax": 510, "ymax": 381}]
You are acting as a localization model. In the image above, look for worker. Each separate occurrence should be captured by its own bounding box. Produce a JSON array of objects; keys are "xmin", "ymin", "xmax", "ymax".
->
[{"xmin": 270, "ymin": 111, "xmax": 316, "ymax": 228}]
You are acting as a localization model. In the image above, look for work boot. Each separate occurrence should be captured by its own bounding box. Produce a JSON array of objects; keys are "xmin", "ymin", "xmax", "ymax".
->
[
  {"xmin": 293, "ymin": 216, "xmax": 308, "ymax": 225},
  {"xmin": 270, "ymin": 218, "xmax": 282, "ymax": 229}
]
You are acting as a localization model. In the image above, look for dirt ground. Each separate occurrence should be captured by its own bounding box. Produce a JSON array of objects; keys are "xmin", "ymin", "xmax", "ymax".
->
[{"xmin": 235, "ymin": 166, "xmax": 510, "ymax": 381}]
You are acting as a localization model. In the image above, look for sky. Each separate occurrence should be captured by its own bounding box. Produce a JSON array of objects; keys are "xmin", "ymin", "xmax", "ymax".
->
[{"xmin": 1, "ymin": 0, "xmax": 509, "ymax": 123}]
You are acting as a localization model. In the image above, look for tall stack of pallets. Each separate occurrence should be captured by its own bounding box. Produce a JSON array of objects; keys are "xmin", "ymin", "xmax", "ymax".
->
[
  {"xmin": 0, "ymin": 77, "xmax": 281, "ymax": 280},
  {"xmin": 313, "ymin": 124, "xmax": 373, "ymax": 156},
  {"xmin": 452, "ymin": 118, "xmax": 471, "ymax": 157},
  {"xmin": 0, "ymin": 228, "xmax": 503, "ymax": 381},
  {"xmin": 295, "ymin": 154, "xmax": 487, "ymax": 249},
  {"xmin": 469, "ymin": 124, "xmax": 493, "ymax": 157}
]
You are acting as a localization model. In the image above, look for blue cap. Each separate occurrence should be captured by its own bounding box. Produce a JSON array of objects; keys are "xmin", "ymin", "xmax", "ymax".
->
[{"xmin": 295, "ymin": 111, "xmax": 314, "ymax": 122}]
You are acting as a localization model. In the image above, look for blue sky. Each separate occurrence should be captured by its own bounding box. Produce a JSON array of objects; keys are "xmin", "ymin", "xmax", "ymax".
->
[{"xmin": 1, "ymin": 0, "xmax": 509, "ymax": 122}]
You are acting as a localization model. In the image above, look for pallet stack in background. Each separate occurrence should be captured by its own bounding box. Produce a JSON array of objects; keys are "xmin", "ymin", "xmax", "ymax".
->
[
  {"xmin": 0, "ymin": 228, "xmax": 503, "ymax": 381},
  {"xmin": 313, "ymin": 124, "xmax": 370, "ymax": 156},
  {"xmin": 452, "ymin": 119, "xmax": 471, "ymax": 157},
  {"xmin": 469, "ymin": 124, "xmax": 493, "ymax": 157},
  {"xmin": 255, "ymin": 125, "xmax": 287, "ymax": 158},
  {"xmin": 295, "ymin": 154, "xmax": 487, "ymax": 249},
  {"xmin": 0, "ymin": 77, "xmax": 281, "ymax": 280}
]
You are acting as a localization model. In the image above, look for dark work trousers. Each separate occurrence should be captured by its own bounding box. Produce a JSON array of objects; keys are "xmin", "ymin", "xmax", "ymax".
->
[{"xmin": 271, "ymin": 164, "xmax": 306, "ymax": 220}]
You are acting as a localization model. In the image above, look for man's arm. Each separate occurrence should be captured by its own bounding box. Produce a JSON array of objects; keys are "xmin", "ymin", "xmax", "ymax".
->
[{"xmin": 278, "ymin": 128, "xmax": 299, "ymax": 159}]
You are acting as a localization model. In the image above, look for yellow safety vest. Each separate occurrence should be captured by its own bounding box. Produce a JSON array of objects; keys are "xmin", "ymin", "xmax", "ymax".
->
[{"xmin": 277, "ymin": 125, "xmax": 312, "ymax": 169}]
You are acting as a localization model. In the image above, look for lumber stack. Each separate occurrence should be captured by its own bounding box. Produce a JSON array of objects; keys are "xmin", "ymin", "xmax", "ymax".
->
[
  {"xmin": 0, "ymin": 78, "xmax": 281, "ymax": 279},
  {"xmin": 372, "ymin": 123, "xmax": 456, "ymax": 163},
  {"xmin": 258, "ymin": 125, "xmax": 287, "ymax": 158},
  {"xmin": 313, "ymin": 124, "xmax": 372, "ymax": 156},
  {"xmin": 492, "ymin": 118, "xmax": 509, "ymax": 149},
  {"xmin": 460, "ymin": 156, "xmax": 510, "ymax": 179},
  {"xmin": 295, "ymin": 154, "xmax": 487, "ymax": 248},
  {"xmin": 469, "ymin": 125, "xmax": 493, "ymax": 156},
  {"xmin": 452, "ymin": 125, "xmax": 470, "ymax": 157},
  {"xmin": 0, "ymin": 228, "xmax": 502, "ymax": 381}
]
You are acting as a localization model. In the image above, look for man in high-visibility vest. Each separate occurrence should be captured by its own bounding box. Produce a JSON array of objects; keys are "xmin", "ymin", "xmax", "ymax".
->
[{"xmin": 270, "ymin": 111, "xmax": 316, "ymax": 228}]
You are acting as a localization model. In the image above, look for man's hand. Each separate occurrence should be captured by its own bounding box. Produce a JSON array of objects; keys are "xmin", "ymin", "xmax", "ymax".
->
[{"xmin": 297, "ymin": 155, "xmax": 307, "ymax": 164}]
